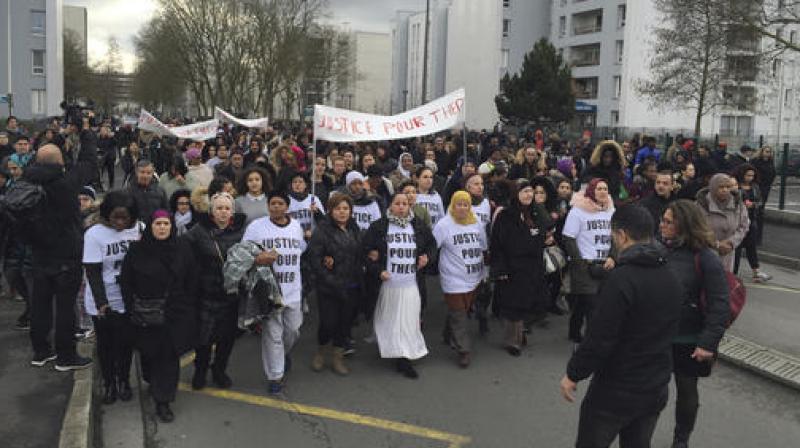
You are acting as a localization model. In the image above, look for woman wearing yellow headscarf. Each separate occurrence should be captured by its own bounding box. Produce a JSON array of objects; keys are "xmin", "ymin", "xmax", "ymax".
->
[{"xmin": 432, "ymin": 191, "xmax": 487, "ymax": 368}]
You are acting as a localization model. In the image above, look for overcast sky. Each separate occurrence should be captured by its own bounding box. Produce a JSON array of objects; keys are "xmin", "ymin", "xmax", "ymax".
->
[{"xmin": 64, "ymin": 0, "xmax": 426, "ymax": 73}]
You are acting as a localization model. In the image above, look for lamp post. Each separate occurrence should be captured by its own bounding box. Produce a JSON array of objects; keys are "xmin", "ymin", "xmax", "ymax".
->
[{"xmin": 402, "ymin": 89, "xmax": 408, "ymax": 111}]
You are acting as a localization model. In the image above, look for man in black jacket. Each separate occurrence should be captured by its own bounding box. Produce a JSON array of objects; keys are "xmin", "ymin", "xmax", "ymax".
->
[
  {"xmin": 25, "ymin": 137, "xmax": 97, "ymax": 370},
  {"xmin": 127, "ymin": 160, "xmax": 168, "ymax": 221},
  {"xmin": 560, "ymin": 205, "xmax": 683, "ymax": 448},
  {"xmin": 639, "ymin": 171, "xmax": 675, "ymax": 232}
]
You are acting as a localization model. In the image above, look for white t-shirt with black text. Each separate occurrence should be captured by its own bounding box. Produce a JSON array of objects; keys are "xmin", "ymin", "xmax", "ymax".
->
[
  {"xmin": 562, "ymin": 206, "xmax": 615, "ymax": 261},
  {"xmin": 288, "ymin": 194, "xmax": 326, "ymax": 233},
  {"xmin": 385, "ymin": 223, "xmax": 418, "ymax": 287},
  {"xmin": 82, "ymin": 223, "xmax": 143, "ymax": 315},
  {"xmin": 416, "ymin": 191, "xmax": 444, "ymax": 225},
  {"xmin": 242, "ymin": 217, "xmax": 307, "ymax": 305},
  {"xmin": 353, "ymin": 201, "xmax": 382, "ymax": 231},
  {"xmin": 433, "ymin": 215, "xmax": 486, "ymax": 294},
  {"xmin": 472, "ymin": 198, "xmax": 491, "ymax": 228}
]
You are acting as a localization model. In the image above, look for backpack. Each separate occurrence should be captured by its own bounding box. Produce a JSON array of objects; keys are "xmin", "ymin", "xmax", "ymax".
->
[
  {"xmin": 0, "ymin": 180, "xmax": 48, "ymax": 243},
  {"xmin": 694, "ymin": 253, "xmax": 746, "ymax": 328}
]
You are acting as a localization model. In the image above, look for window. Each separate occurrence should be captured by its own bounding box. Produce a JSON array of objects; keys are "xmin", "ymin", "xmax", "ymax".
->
[
  {"xmin": 559, "ymin": 16, "xmax": 566, "ymax": 36},
  {"xmin": 785, "ymin": 89, "xmax": 793, "ymax": 108},
  {"xmin": 32, "ymin": 50, "xmax": 45, "ymax": 75},
  {"xmin": 31, "ymin": 10, "xmax": 45, "ymax": 35},
  {"xmin": 572, "ymin": 9, "xmax": 602, "ymax": 35},
  {"xmin": 570, "ymin": 43, "xmax": 601, "ymax": 66},
  {"xmin": 791, "ymin": 31, "xmax": 797, "ymax": 44},
  {"xmin": 31, "ymin": 89, "xmax": 46, "ymax": 115},
  {"xmin": 611, "ymin": 110, "xmax": 620, "ymax": 125},
  {"xmin": 560, "ymin": 0, "xmax": 567, "ymax": 6},
  {"xmin": 503, "ymin": 0, "xmax": 510, "ymax": 8},
  {"xmin": 573, "ymin": 77, "xmax": 599, "ymax": 99},
  {"xmin": 615, "ymin": 40, "xmax": 624, "ymax": 63},
  {"xmin": 720, "ymin": 115, "xmax": 754, "ymax": 136},
  {"xmin": 503, "ymin": 19, "xmax": 510, "ymax": 37},
  {"xmin": 773, "ymin": 58, "xmax": 782, "ymax": 77},
  {"xmin": 613, "ymin": 75, "xmax": 622, "ymax": 98},
  {"xmin": 617, "ymin": 5, "xmax": 626, "ymax": 28},
  {"xmin": 501, "ymin": 49, "xmax": 510, "ymax": 69}
]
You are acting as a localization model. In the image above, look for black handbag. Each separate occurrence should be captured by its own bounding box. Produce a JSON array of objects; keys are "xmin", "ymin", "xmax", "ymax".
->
[{"xmin": 131, "ymin": 294, "xmax": 168, "ymax": 327}]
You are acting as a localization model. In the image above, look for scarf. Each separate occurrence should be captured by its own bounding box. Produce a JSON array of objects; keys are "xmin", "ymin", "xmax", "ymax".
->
[
  {"xmin": 175, "ymin": 210, "xmax": 193, "ymax": 235},
  {"xmin": 448, "ymin": 190, "xmax": 477, "ymax": 225},
  {"xmin": 387, "ymin": 210, "xmax": 414, "ymax": 228}
]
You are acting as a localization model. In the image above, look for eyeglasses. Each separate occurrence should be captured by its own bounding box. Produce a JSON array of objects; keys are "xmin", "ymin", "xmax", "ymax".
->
[{"xmin": 176, "ymin": 201, "xmax": 191, "ymax": 206}]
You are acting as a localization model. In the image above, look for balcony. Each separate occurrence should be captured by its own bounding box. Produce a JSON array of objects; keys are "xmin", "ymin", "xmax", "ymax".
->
[
  {"xmin": 570, "ymin": 44, "xmax": 601, "ymax": 67},
  {"xmin": 573, "ymin": 9, "xmax": 603, "ymax": 35},
  {"xmin": 573, "ymin": 77, "xmax": 599, "ymax": 99}
]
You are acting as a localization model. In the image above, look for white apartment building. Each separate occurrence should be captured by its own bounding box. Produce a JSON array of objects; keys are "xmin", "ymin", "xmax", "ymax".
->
[
  {"xmin": 391, "ymin": 0, "xmax": 799, "ymax": 141},
  {"xmin": 391, "ymin": 0, "xmax": 549, "ymax": 128},
  {"xmin": 351, "ymin": 31, "xmax": 392, "ymax": 114},
  {"xmin": 555, "ymin": 0, "xmax": 800, "ymax": 142},
  {"xmin": 1, "ymin": 0, "xmax": 64, "ymax": 120}
]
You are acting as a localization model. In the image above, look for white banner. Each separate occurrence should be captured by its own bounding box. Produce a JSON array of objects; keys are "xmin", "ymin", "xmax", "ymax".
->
[
  {"xmin": 137, "ymin": 109, "xmax": 219, "ymax": 141},
  {"xmin": 214, "ymin": 107, "xmax": 269, "ymax": 129},
  {"xmin": 313, "ymin": 88, "xmax": 465, "ymax": 142},
  {"xmin": 168, "ymin": 119, "xmax": 219, "ymax": 141},
  {"xmin": 137, "ymin": 109, "xmax": 173, "ymax": 136}
]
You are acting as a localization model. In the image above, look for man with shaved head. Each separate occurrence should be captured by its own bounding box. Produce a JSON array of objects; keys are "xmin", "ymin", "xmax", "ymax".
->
[{"xmin": 23, "ymin": 128, "xmax": 98, "ymax": 371}]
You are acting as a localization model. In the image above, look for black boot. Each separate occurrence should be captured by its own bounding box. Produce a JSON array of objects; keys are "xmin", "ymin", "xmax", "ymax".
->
[
  {"xmin": 155, "ymin": 402, "xmax": 174, "ymax": 423},
  {"xmin": 395, "ymin": 358, "xmax": 418, "ymax": 379},
  {"xmin": 211, "ymin": 366, "xmax": 233, "ymax": 389},
  {"xmin": 191, "ymin": 368, "xmax": 207, "ymax": 390},
  {"xmin": 117, "ymin": 379, "xmax": 133, "ymax": 402},
  {"xmin": 102, "ymin": 381, "xmax": 118, "ymax": 405}
]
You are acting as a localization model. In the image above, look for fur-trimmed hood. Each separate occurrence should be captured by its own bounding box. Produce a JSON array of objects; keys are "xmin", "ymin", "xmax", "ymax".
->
[{"xmin": 589, "ymin": 140, "xmax": 627, "ymax": 169}]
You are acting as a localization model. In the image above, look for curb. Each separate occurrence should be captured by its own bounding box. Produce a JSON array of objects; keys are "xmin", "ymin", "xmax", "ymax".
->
[
  {"xmin": 718, "ymin": 334, "xmax": 800, "ymax": 391},
  {"xmin": 759, "ymin": 251, "xmax": 800, "ymax": 271},
  {"xmin": 58, "ymin": 341, "xmax": 96, "ymax": 448},
  {"xmin": 764, "ymin": 208, "xmax": 800, "ymax": 226}
]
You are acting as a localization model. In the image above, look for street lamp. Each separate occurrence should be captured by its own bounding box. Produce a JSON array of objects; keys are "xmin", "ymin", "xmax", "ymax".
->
[{"xmin": 402, "ymin": 89, "xmax": 408, "ymax": 111}]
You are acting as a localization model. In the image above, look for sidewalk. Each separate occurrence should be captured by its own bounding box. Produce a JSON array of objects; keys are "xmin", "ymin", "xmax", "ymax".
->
[
  {"xmin": 0, "ymin": 296, "xmax": 73, "ymax": 448},
  {"xmin": 761, "ymin": 221, "xmax": 800, "ymax": 269}
]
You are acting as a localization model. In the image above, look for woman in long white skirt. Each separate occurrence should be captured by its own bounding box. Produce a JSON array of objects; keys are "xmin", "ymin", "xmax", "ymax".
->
[{"xmin": 363, "ymin": 193, "xmax": 436, "ymax": 378}]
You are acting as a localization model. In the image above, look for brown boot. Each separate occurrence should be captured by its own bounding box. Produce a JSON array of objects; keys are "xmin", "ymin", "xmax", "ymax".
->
[
  {"xmin": 311, "ymin": 345, "xmax": 329, "ymax": 372},
  {"xmin": 331, "ymin": 347, "xmax": 350, "ymax": 376}
]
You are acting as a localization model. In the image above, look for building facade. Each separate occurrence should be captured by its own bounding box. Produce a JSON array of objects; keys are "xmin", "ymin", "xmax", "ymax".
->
[{"xmin": 1, "ymin": 0, "xmax": 63, "ymax": 120}]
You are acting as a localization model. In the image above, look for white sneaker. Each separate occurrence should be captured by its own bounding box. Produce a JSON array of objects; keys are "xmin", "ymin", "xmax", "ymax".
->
[{"xmin": 754, "ymin": 271, "xmax": 772, "ymax": 282}]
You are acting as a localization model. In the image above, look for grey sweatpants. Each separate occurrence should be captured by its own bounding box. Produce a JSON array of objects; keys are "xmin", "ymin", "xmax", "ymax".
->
[{"xmin": 261, "ymin": 304, "xmax": 303, "ymax": 381}]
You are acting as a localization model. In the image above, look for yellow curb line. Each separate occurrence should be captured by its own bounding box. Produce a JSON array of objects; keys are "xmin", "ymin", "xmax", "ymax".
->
[
  {"xmin": 747, "ymin": 283, "xmax": 800, "ymax": 294},
  {"xmin": 177, "ymin": 353, "xmax": 470, "ymax": 447}
]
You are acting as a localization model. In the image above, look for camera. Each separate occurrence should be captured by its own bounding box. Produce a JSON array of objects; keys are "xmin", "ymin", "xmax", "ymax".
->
[{"xmin": 60, "ymin": 99, "xmax": 95, "ymax": 127}]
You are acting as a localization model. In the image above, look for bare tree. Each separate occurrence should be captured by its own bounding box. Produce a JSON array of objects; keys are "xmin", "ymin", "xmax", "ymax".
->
[
  {"xmin": 731, "ymin": 0, "xmax": 800, "ymax": 53},
  {"xmin": 63, "ymin": 30, "xmax": 90, "ymax": 101},
  {"xmin": 637, "ymin": 0, "xmax": 761, "ymax": 136}
]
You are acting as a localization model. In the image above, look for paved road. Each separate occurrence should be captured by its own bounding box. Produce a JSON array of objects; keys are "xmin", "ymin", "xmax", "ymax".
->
[
  {"xmin": 728, "ymin": 262, "xmax": 800, "ymax": 357},
  {"xmin": 107, "ymin": 277, "xmax": 800, "ymax": 448},
  {"xmin": 0, "ymin": 297, "xmax": 73, "ymax": 448}
]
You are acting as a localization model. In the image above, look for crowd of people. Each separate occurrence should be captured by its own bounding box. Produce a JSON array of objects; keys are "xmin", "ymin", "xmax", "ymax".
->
[{"xmin": 2, "ymin": 111, "xmax": 774, "ymax": 446}]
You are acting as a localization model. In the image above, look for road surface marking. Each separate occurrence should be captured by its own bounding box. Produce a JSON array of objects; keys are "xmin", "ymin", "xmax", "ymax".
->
[
  {"xmin": 747, "ymin": 283, "xmax": 800, "ymax": 294},
  {"xmin": 178, "ymin": 352, "xmax": 471, "ymax": 447},
  {"xmin": 176, "ymin": 383, "xmax": 471, "ymax": 447}
]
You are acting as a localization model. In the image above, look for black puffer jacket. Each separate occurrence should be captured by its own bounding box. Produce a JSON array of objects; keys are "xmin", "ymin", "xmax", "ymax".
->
[
  {"xmin": 22, "ymin": 129, "xmax": 97, "ymax": 266},
  {"xmin": 308, "ymin": 216, "xmax": 364, "ymax": 298},
  {"xmin": 567, "ymin": 243, "xmax": 683, "ymax": 393},
  {"xmin": 182, "ymin": 213, "xmax": 247, "ymax": 305}
]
